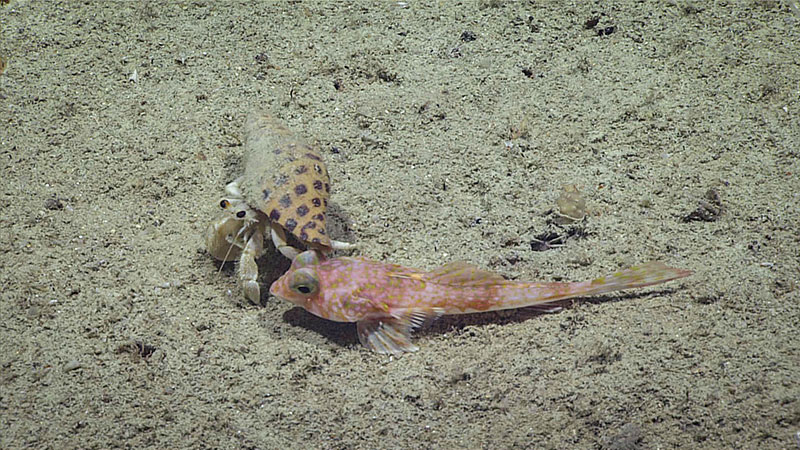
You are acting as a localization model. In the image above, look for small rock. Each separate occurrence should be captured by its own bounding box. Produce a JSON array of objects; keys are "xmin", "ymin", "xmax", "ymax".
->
[
  {"xmin": 63, "ymin": 360, "xmax": 82, "ymax": 372},
  {"xmin": 44, "ymin": 197, "xmax": 64, "ymax": 210},
  {"xmin": 555, "ymin": 184, "xmax": 586, "ymax": 222},
  {"xmin": 682, "ymin": 188, "xmax": 723, "ymax": 222}
]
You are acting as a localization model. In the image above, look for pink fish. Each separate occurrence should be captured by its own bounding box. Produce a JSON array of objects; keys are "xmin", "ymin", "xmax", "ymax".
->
[{"xmin": 269, "ymin": 251, "xmax": 692, "ymax": 355}]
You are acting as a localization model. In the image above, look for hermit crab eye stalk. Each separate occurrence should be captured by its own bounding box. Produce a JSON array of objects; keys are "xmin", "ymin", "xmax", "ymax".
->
[{"xmin": 289, "ymin": 268, "xmax": 319, "ymax": 296}]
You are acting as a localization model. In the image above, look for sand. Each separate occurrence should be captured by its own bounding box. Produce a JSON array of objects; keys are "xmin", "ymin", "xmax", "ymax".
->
[{"xmin": 1, "ymin": 1, "xmax": 798, "ymax": 448}]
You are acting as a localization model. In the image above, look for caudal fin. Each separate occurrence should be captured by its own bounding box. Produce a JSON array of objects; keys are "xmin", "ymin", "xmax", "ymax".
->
[{"xmin": 584, "ymin": 261, "xmax": 692, "ymax": 297}]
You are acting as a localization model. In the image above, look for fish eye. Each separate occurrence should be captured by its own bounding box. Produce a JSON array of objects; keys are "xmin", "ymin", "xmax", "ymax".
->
[
  {"xmin": 220, "ymin": 200, "xmax": 230, "ymax": 209},
  {"xmin": 289, "ymin": 268, "xmax": 319, "ymax": 296},
  {"xmin": 236, "ymin": 210, "xmax": 246, "ymax": 218}
]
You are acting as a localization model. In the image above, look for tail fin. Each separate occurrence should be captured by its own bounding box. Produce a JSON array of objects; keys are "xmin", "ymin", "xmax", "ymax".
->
[{"xmin": 583, "ymin": 261, "xmax": 692, "ymax": 297}]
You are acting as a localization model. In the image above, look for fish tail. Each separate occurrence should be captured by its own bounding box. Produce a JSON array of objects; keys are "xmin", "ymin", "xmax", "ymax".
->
[
  {"xmin": 583, "ymin": 261, "xmax": 693, "ymax": 296},
  {"xmin": 493, "ymin": 261, "xmax": 692, "ymax": 310}
]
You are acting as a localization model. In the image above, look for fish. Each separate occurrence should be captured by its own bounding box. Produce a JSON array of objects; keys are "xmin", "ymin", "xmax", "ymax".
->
[{"xmin": 269, "ymin": 250, "xmax": 693, "ymax": 355}]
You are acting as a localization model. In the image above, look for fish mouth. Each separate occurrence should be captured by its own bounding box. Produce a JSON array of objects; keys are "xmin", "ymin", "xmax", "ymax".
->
[{"xmin": 268, "ymin": 280, "xmax": 282, "ymax": 298}]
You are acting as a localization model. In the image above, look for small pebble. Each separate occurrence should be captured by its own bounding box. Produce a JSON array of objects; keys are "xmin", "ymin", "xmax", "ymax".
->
[
  {"xmin": 44, "ymin": 197, "xmax": 63, "ymax": 210},
  {"xmin": 63, "ymin": 360, "xmax": 82, "ymax": 372},
  {"xmin": 556, "ymin": 184, "xmax": 586, "ymax": 222}
]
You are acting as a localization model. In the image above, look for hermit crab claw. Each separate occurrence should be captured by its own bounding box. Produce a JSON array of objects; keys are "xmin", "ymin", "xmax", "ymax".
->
[
  {"xmin": 205, "ymin": 211, "xmax": 244, "ymax": 262},
  {"xmin": 205, "ymin": 206, "xmax": 266, "ymax": 303}
]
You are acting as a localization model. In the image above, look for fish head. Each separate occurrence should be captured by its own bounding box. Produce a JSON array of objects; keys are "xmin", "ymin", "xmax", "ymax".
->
[{"xmin": 269, "ymin": 250, "xmax": 323, "ymax": 310}]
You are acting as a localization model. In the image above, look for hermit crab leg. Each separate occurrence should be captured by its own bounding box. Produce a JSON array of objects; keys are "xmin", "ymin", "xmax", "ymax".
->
[
  {"xmin": 330, "ymin": 240, "xmax": 358, "ymax": 251},
  {"xmin": 224, "ymin": 176, "xmax": 245, "ymax": 198},
  {"xmin": 270, "ymin": 223, "xmax": 301, "ymax": 260},
  {"xmin": 270, "ymin": 223, "xmax": 357, "ymax": 260},
  {"xmin": 239, "ymin": 228, "xmax": 264, "ymax": 303}
]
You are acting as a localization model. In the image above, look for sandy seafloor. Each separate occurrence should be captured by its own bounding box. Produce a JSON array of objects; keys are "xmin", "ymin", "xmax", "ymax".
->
[{"xmin": 1, "ymin": 1, "xmax": 799, "ymax": 449}]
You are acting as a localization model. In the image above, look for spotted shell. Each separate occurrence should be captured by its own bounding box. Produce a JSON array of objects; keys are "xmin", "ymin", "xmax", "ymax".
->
[{"xmin": 240, "ymin": 113, "xmax": 333, "ymax": 251}]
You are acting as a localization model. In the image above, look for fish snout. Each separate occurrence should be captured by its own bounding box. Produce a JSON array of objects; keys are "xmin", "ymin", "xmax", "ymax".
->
[{"xmin": 268, "ymin": 277, "xmax": 283, "ymax": 298}]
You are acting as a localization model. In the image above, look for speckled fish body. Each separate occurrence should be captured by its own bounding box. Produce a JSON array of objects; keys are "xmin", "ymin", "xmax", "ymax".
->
[{"xmin": 270, "ymin": 251, "xmax": 692, "ymax": 355}]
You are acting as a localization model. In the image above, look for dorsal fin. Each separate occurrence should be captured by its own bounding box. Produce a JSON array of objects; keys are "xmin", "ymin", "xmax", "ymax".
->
[{"xmin": 425, "ymin": 261, "xmax": 506, "ymax": 286}]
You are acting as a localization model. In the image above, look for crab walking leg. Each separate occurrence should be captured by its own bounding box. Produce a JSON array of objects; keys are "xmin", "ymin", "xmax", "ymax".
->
[
  {"xmin": 270, "ymin": 224, "xmax": 301, "ymax": 260},
  {"xmin": 239, "ymin": 229, "xmax": 264, "ymax": 303},
  {"xmin": 224, "ymin": 176, "xmax": 244, "ymax": 197},
  {"xmin": 270, "ymin": 222, "xmax": 358, "ymax": 259},
  {"xmin": 330, "ymin": 240, "xmax": 358, "ymax": 251}
]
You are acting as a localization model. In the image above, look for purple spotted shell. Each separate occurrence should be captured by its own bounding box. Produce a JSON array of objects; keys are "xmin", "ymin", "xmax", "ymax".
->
[{"xmin": 240, "ymin": 113, "xmax": 333, "ymax": 250}]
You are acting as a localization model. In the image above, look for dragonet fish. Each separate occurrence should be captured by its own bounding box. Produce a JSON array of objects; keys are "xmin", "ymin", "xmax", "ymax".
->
[{"xmin": 270, "ymin": 250, "xmax": 692, "ymax": 355}]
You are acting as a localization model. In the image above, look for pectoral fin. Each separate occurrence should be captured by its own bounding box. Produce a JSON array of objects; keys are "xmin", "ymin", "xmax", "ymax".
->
[{"xmin": 356, "ymin": 308, "xmax": 443, "ymax": 356}]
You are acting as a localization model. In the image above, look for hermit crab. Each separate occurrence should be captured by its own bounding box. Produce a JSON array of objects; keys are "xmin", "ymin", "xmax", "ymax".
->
[{"xmin": 205, "ymin": 112, "xmax": 355, "ymax": 303}]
